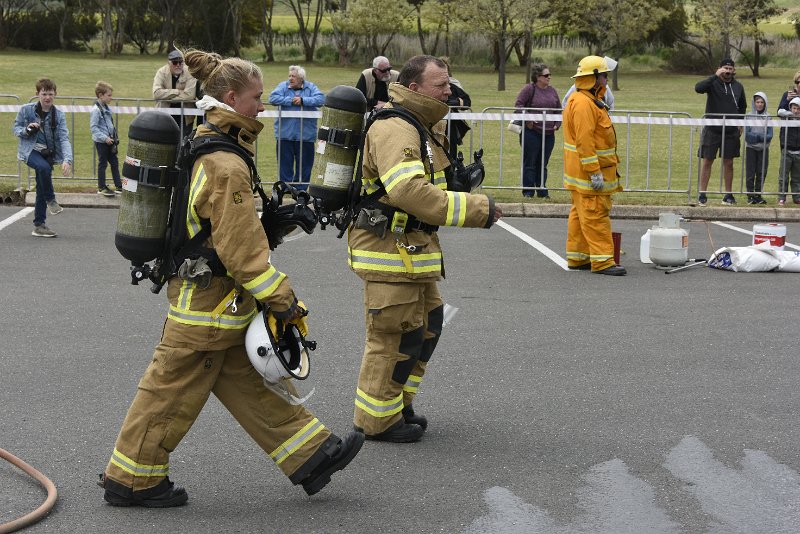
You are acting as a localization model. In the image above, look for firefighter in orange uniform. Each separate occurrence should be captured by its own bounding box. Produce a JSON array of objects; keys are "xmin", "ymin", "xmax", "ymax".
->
[
  {"xmin": 348, "ymin": 55, "xmax": 503, "ymax": 442},
  {"xmin": 563, "ymin": 55, "xmax": 626, "ymax": 275}
]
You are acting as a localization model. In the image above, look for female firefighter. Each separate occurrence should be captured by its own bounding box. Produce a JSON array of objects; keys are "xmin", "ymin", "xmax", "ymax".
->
[{"xmin": 99, "ymin": 49, "xmax": 363, "ymax": 507}]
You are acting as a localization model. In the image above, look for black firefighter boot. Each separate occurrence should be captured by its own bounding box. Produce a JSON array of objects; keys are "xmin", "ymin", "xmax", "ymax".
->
[
  {"xmin": 296, "ymin": 430, "xmax": 365, "ymax": 496},
  {"xmin": 99, "ymin": 474, "xmax": 188, "ymax": 507},
  {"xmin": 402, "ymin": 405, "xmax": 428, "ymax": 431},
  {"xmin": 357, "ymin": 419, "xmax": 424, "ymax": 443}
]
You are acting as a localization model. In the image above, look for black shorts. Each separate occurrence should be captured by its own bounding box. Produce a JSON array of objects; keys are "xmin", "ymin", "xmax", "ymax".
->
[{"xmin": 698, "ymin": 126, "xmax": 740, "ymax": 159}]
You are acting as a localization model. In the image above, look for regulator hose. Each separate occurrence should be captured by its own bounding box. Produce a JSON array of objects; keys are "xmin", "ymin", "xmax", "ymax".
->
[{"xmin": 0, "ymin": 448, "xmax": 57, "ymax": 533}]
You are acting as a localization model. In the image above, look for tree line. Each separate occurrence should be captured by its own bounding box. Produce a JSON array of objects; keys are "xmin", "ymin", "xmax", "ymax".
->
[{"xmin": 0, "ymin": 0, "xmax": 795, "ymax": 89}]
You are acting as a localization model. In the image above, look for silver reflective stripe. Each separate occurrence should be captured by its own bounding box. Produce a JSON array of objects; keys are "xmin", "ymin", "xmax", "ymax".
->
[
  {"xmin": 110, "ymin": 450, "xmax": 169, "ymax": 477},
  {"xmin": 351, "ymin": 254, "xmax": 405, "ymax": 268},
  {"xmin": 382, "ymin": 163, "xmax": 424, "ymax": 190},
  {"xmin": 271, "ymin": 419, "xmax": 324, "ymax": 464},
  {"xmin": 179, "ymin": 280, "xmax": 194, "ymax": 309},
  {"xmin": 448, "ymin": 192, "xmax": 463, "ymax": 226},
  {"xmin": 248, "ymin": 270, "xmax": 283, "ymax": 297},
  {"xmin": 356, "ymin": 391, "xmax": 403, "ymax": 414},
  {"xmin": 168, "ymin": 308, "xmax": 255, "ymax": 327}
]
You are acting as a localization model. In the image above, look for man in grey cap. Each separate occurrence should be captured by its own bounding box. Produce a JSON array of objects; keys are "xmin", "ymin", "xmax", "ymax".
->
[{"xmin": 152, "ymin": 49, "xmax": 198, "ymax": 133}]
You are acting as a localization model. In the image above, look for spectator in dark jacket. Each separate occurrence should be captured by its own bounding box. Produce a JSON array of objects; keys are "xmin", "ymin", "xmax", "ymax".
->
[
  {"xmin": 776, "ymin": 97, "xmax": 800, "ymax": 205},
  {"xmin": 695, "ymin": 58, "xmax": 747, "ymax": 205}
]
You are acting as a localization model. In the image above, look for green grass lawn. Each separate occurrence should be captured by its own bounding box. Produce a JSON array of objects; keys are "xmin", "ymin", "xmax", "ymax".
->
[{"xmin": 1, "ymin": 50, "xmax": 799, "ymax": 205}]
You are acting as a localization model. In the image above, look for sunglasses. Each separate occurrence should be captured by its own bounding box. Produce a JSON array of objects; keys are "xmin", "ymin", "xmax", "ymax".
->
[
  {"xmin": 795, "ymin": 79, "xmax": 800, "ymax": 84},
  {"xmin": 171, "ymin": 60, "xmax": 183, "ymax": 66},
  {"xmin": 376, "ymin": 67, "xmax": 392, "ymax": 73},
  {"xmin": 540, "ymin": 73, "xmax": 551, "ymax": 78}
]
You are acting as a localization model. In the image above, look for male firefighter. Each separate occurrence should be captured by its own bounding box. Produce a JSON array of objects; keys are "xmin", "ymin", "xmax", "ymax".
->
[
  {"xmin": 563, "ymin": 55, "xmax": 626, "ymax": 275},
  {"xmin": 348, "ymin": 55, "xmax": 503, "ymax": 442}
]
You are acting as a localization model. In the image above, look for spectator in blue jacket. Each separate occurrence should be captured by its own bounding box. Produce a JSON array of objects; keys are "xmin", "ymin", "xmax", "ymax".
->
[
  {"xmin": 90, "ymin": 81, "xmax": 122, "ymax": 197},
  {"xmin": 268, "ymin": 65, "xmax": 324, "ymax": 189},
  {"xmin": 743, "ymin": 91, "xmax": 773, "ymax": 204},
  {"xmin": 13, "ymin": 78, "xmax": 73, "ymax": 238}
]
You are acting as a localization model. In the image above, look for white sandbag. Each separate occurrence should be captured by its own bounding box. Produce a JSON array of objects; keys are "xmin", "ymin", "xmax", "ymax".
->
[
  {"xmin": 707, "ymin": 242, "xmax": 780, "ymax": 272},
  {"xmin": 776, "ymin": 250, "xmax": 800, "ymax": 272}
]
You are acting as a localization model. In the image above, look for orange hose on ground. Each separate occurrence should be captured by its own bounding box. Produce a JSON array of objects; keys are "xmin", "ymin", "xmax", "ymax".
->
[{"xmin": 0, "ymin": 448, "xmax": 58, "ymax": 534}]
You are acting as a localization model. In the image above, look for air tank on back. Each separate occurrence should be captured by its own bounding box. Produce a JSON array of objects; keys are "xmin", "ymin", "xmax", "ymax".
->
[
  {"xmin": 649, "ymin": 212, "xmax": 689, "ymax": 267},
  {"xmin": 308, "ymin": 85, "xmax": 367, "ymax": 212},
  {"xmin": 115, "ymin": 111, "xmax": 181, "ymax": 265}
]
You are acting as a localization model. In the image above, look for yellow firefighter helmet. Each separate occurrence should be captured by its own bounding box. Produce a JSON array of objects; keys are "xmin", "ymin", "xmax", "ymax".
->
[{"xmin": 572, "ymin": 56, "xmax": 614, "ymax": 78}]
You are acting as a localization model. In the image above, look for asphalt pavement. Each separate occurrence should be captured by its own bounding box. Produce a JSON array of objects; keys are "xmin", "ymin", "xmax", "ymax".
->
[{"xmin": 1, "ymin": 205, "xmax": 799, "ymax": 533}]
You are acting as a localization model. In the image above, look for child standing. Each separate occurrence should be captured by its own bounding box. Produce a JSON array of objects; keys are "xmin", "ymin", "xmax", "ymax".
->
[
  {"xmin": 743, "ymin": 92, "xmax": 773, "ymax": 204},
  {"xmin": 776, "ymin": 97, "xmax": 800, "ymax": 205},
  {"xmin": 89, "ymin": 81, "xmax": 121, "ymax": 197}
]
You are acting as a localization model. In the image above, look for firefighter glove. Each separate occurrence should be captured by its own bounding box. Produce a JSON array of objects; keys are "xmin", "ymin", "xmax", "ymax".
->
[{"xmin": 589, "ymin": 172, "xmax": 604, "ymax": 190}]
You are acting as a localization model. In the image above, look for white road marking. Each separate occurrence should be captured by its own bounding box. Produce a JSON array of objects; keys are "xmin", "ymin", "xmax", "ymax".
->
[
  {"xmin": 464, "ymin": 436, "xmax": 800, "ymax": 533},
  {"xmin": 496, "ymin": 219, "xmax": 569, "ymax": 270},
  {"xmin": 0, "ymin": 207, "xmax": 34, "ymax": 231},
  {"xmin": 712, "ymin": 221, "xmax": 800, "ymax": 251}
]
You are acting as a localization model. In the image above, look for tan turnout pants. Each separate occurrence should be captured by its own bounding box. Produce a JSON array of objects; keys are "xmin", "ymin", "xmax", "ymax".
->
[
  {"xmin": 106, "ymin": 342, "xmax": 331, "ymax": 491},
  {"xmin": 354, "ymin": 280, "xmax": 443, "ymax": 435}
]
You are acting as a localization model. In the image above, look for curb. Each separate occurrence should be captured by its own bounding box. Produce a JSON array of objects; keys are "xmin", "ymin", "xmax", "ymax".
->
[{"xmin": 23, "ymin": 192, "xmax": 800, "ymax": 223}]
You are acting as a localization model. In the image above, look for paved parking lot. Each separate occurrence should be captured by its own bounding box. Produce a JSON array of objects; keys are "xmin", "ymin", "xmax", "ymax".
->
[{"xmin": 1, "ymin": 206, "xmax": 799, "ymax": 533}]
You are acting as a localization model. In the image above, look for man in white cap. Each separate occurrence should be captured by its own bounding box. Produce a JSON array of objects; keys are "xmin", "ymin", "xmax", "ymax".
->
[{"xmin": 152, "ymin": 49, "xmax": 198, "ymax": 132}]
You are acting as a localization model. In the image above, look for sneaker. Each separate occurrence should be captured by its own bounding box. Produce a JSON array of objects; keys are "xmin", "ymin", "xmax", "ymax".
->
[
  {"xmin": 32, "ymin": 225, "xmax": 57, "ymax": 238},
  {"xmin": 779, "ymin": 199, "xmax": 785, "ymax": 206},
  {"xmin": 300, "ymin": 431, "xmax": 365, "ymax": 496},
  {"xmin": 698, "ymin": 193, "xmax": 707, "ymax": 206},
  {"xmin": 98, "ymin": 187, "xmax": 115, "ymax": 197},
  {"xmin": 747, "ymin": 197, "xmax": 757, "ymax": 205},
  {"xmin": 99, "ymin": 475, "xmax": 188, "ymax": 508},
  {"xmin": 594, "ymin": 265, "xmax": 627, "ymax": 276},
  {"xmin": 357, "ymin": 420, "xmax": 424, "ymax": 443},
  {"xmin": 114, "ymin": 188, "xmax": 123, "ymax": 195},
  {"xmin": 402, "ymin": 405, "xmax": 428, "ymax": 431},
  {"xmin": 754, "ymin": 197, "xmax": 767, "ymax": 205},
  {"xmin": 794, "ymin": 199, "xmax": 800, "ymax": 205},
  {"xmin": 47, "ymin": 200, "xmax": 63, "ymax": 214},
  {"xmin": 722, "ymin": 194, "xmax": 736, "ymax": 205}
]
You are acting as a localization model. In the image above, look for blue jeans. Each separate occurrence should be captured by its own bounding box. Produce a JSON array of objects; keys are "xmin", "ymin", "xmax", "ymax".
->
[
  {"xmin": 520, "ymin": 128, "xmax": 555, "ymax": 197},
  {"xmin": 26, "ymin": 150, "xmax": 56, "ymax": 226},
  {"xmin": 277, "ymin": 140, "xmax": 315, "ymax": 191},
  {"xmin": 95, "ymin": 142, "xmax": 122, "ymax": 190}
]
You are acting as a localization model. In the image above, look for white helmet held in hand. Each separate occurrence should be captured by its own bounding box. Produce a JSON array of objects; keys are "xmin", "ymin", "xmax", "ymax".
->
[{"xmin": 245, "ymin": 308, "xmax": 316, "ymax": 404}]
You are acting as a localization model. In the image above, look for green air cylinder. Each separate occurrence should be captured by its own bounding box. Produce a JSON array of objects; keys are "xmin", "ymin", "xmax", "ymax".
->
[
  {"xmin": 308, "ymin": 85, "xmax": 367, "ymax": 212},
  {"xmin": 115, "ymin": 111, "xmax": 181, "ymax": 265}
]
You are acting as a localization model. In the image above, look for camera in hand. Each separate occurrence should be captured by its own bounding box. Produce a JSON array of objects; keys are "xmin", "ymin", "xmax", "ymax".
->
[{"xmin": 26, "ymin": 124, "xmax": 40, "ymax": 135}]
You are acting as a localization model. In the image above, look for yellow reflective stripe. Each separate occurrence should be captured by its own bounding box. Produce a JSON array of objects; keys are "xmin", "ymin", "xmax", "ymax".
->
[
  {"xmin": 380, "ymin": 161, "xmax": 425, "ymax": 193},
  {"xmin": 167, "ymin": 305, "xmax": 256, "ymax": 328},
  {"xmin": 242, "ymin": 267, "xmax": 286, "ymax": 300},
  {"xmin": 432, "ymin": 170, "xmax": 447, "ymax": 189},
  {"xmin": 177, "ymin": 280, "xmax": 194, "ymax": 310},
  {"xmin": 564, "ymin": 142, "xmax": 576, "ymax": 152},
  {"xmin": 364, "ymin": 177, "xmax": 381, "ymax": 195},
  {"xmin": 187, "ymin": 164, "xmax": 207, "ymax": 239},
  {"xmin": 355, "ymin": 388, "xmax": 404, "ymax": 418},
  {"xmin": 590, "ymin": 254, "xmax": 613, "ymax": 261},
  {"xmin": 210, "ymin": 288, "xmax": 237, "ymax": 318},
  {"xmin": 580, "ymin": 155, "xmax": 598, "ymax": 165},
  {"xmin": 347, "ymin": 248, "xmax": 442, "ymax": 273},
  {"xmin": 597, "ymin": 148, "xmax": 616, "ymax": 156},
  {"xmin": 403, "ymin": 374, "xmax": 422, "ymax": 394},
  {"xmin": 563, "ymin": 174, "xmax": 620, "ymax": 192},
  {"xmin": 445, "ymin": 191, "xmax": 467, "ymax": 227},
  {"xmin": 269, "ymin": 418, "xmax": 325, "ymax": 466},
  {"xmin": 110, "ymin": 448, "xmax": 169, "ymax": 477},
  {"xmin": 566, "ymin": 251, "xmax": 590, "ymax": 261}
]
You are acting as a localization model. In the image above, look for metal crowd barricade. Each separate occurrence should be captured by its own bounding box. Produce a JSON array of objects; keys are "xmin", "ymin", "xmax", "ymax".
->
[{"xmin": 0, "ymin": 94, "xmax": 23, "ymax": 190}]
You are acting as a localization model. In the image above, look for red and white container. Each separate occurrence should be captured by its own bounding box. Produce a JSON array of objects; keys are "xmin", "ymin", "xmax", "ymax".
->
[{"xmin": 752, "ymin": 223, "xmax": 786, "ymax": 251}]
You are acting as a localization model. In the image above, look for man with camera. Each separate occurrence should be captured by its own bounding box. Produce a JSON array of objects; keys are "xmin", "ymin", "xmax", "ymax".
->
[{"xmin": 13, "ymin": 78, "xmax": 73, "ymax": 238}]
